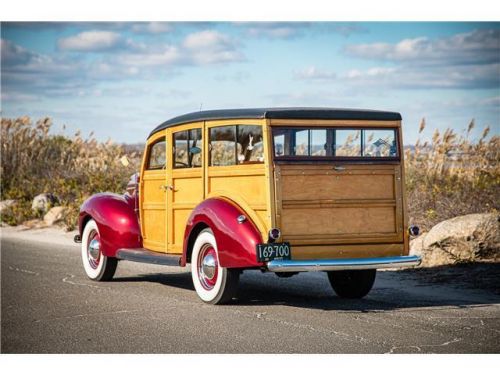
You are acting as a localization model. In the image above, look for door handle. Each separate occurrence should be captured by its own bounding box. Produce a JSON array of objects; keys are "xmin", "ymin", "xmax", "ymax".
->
[
  {"xmin": 159, "ymin": 185, "xmax": 176, "ymax": 191},
  {"xmin": 333, "ymin": 166, "xmax": 346, "ymax": 171}
]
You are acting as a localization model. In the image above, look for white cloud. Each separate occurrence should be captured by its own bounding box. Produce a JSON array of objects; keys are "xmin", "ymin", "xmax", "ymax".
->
[
  {"xmin": 58, "ymin": 31, "xmax": 122, "ymax": 52},
  {"xmin": 295, "ymin": 28, "xmax": 500, "ymax": 90},
  {"xmin": 293, "ymin": 66, "xmax": 337, "ymax": 81},
  {"xmin": 131, "ymin": 22, "xmax": 173, "ymax": 34},
  {"xmin": 294, "ymin": 63, "xmax": 499, "ymax": 90},
  {"xmin": 182, "ymin": 30, "xmax": 243, "ymax": 64},
  {"xmin": 239, "ymin": 22, "xmax": 311, "ymax": 39},
  {"xmin": 345, "ymin": 29, "xmax": 500, "ymax": 65}
]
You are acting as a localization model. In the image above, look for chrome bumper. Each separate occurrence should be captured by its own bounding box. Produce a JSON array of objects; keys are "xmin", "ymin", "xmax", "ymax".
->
[{"xmin": 266, "ymin": 255, "xmax": 421, "ymax": 273}]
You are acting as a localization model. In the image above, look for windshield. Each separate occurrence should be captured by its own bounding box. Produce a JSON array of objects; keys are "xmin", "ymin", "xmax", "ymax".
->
[{"xmin": 272, "ymin": 127, "xmax": 399, "ymax": 160}]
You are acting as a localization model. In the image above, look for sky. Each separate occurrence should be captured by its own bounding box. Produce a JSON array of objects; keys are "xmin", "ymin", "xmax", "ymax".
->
[{"xmin": 1, "ymin": 22, "xmax": 499, "ymax": 144}]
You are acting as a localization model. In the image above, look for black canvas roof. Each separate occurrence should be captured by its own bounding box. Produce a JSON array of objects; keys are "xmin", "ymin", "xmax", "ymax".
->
[{"xmin": 149, "ymin": 107, "xmax": 402, "ymax": 138}]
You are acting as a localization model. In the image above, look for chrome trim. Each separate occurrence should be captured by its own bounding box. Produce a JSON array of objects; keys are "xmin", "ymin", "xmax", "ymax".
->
[
  {"xmin": 201, "ymin": 253, "xmax": 216, "ymax": 279},
  {"xmin": 88, "ymin": 239, "xmax": 100, "ymax": 260},
  {"xmin": 267, "ymin": 255, "xmax": 421, "ymax": 273}
]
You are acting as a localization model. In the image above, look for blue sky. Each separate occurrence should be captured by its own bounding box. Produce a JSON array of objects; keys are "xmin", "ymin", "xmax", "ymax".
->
[{"xmin": 1, "ymin": 22, "xmax": 499, "ymax": 144}]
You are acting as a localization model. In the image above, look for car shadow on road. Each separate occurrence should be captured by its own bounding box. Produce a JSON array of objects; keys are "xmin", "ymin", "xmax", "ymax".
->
[
  {"xmin": 111, "ymin": 263, "xmax": 500, "ymax": 312},
  {"xmin": 112, "ymin": 272, "xmax": 196, "ymax": 291}
]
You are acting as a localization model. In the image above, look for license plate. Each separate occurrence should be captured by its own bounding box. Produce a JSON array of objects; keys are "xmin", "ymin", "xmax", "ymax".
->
[{"xmin": 256, "ymin": 242, "xmax": 291, "ymax": 262}]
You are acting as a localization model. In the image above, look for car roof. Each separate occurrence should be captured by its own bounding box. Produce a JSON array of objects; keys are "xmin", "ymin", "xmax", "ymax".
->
[{"xmin": 149, "ymin": 107, "xmax": 402, "ymax": 138}]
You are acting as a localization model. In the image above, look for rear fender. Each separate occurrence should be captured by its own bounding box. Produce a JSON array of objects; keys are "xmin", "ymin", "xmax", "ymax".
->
[
  {"xmin": 78, "ymin": 193, "xmax": 142, "ymax": 257},
  {"xmin": 182, "ymin": 198, "xmax": 264, "ymax": 268}
]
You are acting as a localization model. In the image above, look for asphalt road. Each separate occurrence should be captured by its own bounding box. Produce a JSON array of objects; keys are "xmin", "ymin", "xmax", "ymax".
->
[{"xmin": 2, "ymin": 234, "xmax": 500, "ymax": 353}]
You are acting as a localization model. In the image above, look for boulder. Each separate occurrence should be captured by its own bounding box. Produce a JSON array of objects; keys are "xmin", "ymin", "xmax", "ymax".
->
[
  {"xmin": 32, "ymin": 193, "xmax": 58, "ymax": 214},
  {"xmin": 43, "ymin": 206, "xmax": 68, "ymax": 226},
  {"xmin": 0, "ymin": 199, "xmax": 16, "ymax": 214},
  {"xmin": 410, "ymin": 213, "xmax": 500, "ymax": 267}
]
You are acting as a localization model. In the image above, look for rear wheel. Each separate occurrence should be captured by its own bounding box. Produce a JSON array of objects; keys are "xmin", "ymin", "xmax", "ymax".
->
[
  {"xmin": 191, "ymin": 228, "xmax": 239, "ymax": 304},
  {"xmin": 81, "ymin": 219, "xmax": 117, "ymax": 281},
  {"xmin": 327, "ymin": 269, "xmax": 376, "ymax": 299}
]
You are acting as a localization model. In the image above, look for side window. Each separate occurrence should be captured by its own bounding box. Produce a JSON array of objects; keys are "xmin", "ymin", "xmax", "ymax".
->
[
  {"xmin": 189, "ymin": 128, "xmax": 202, "ymax": 167},
  {"xmin": 147, "ymin": 138, "xmax": 166, "ymax": 170},
  {"xmin": 173, "ymin": 128, "xmax": 202, "ymax": 169},
  {"xmin": 209, "ymin": 125, "xmax": 264, "ymax": 166},
  {"xmin": 210, "ymin": 126, "xmax": 236, "ymax": 166},
  {"xmin": 237, "ymin": 125, "xmax": 264, "ymax": 163}
]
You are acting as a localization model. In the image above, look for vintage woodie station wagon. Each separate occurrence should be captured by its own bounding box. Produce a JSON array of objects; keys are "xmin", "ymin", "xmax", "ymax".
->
[{"xmin": 76, "ymin": 107, "xmax": 421, "ymax": 304}]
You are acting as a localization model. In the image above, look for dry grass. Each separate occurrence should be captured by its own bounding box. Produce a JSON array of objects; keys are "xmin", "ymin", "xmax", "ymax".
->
[
  {"xmin": 1, "ymin": 117, "xmax": 140, "ymax": 229},
  {"xmin": 405, "ymin": 118, "xmax": 499, "ymax": 231},
  {"xmin": 1, "ymin": 116, "xmax": 498, "ymax": 232}
]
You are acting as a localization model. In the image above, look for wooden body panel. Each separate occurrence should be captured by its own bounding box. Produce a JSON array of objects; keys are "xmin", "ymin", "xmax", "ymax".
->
[
  {"xmin": 275, "ymin": 163, "xmax": 404, "ymax": 252},
  {"xmin": 205, "ymin": 119, "xmax": 272, "ymax": 241},
  {"xmin": 166, "ymin": 122, "xmax": 204, "ymax": 254},
  {"xmin": 140, "ymin": 131, "xmax": 167, "ymax": 252},
  {"xmin": 138, "ymin": 116, "xmax": 409, "ymax": 261}
]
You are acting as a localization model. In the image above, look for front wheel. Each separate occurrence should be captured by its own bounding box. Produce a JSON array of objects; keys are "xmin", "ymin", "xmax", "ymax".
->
[
  {"xmin": 327, "ymin": 269, "xmax": 376, "ymax": 299},
  {"xmin": 191, "ymin": 228, "xmax": 239, "ymax": 304},
  {"xmin": 81, "ymin": 219, "xmax": 117, "ymax": 281}
]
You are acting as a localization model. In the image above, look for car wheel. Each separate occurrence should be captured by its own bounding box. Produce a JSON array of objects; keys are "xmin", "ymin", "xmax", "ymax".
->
[
  {"xmin": 191, "ymin": 228, "xmax": 239, "ymax": 304},
  {"xmin": 81, "ymin": 219, "xmax": 117, "ymax": 281},
  {"xmin": 327, "ymin": 269, "xmax": 376, "ymax": 299}
]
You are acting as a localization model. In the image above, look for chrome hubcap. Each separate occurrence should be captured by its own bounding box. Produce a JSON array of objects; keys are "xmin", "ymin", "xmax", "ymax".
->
[
  {"xmin": 89, "ymin": 239, "xmax": 100, "ymax": 260},
  {"xmin": 87, "ymin": 231, "xmax": 101, "ymax": 269},
  {"xmin": 198, "ymin": 245, "xmax": 218, "ymax": 290},
  {"xmin": 202, "ymin": 253, "xmax": 216, "ymax": 279}
]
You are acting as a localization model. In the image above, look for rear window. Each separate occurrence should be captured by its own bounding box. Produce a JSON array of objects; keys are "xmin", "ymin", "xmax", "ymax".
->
[{"xmin": 273, "ymin": 128, "xmax": 398, "ymax": 159}]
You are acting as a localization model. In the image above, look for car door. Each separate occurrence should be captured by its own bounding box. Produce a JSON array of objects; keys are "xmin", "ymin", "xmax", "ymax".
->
[
  {"xmin": 166, "ymin": 123, "xmax": 204, "ymax": 254},
  {"xmin": 140, "ymin": 132, "xmax": 168, "ymax": 252}
]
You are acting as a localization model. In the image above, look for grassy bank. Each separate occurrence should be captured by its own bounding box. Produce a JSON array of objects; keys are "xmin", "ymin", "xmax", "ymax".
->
[
  {"xmin": 1, "ymin": 116, "xmax": 498, "ymax": 231},
  {"xmin": 1, "ymin": 117, "xmax": 140, "ymax": 229}
]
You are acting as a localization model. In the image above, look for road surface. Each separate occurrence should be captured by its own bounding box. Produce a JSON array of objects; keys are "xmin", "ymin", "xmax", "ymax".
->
[{"xmin": 2, "ymin": 228, "xmax": 499, "ymax": 353}]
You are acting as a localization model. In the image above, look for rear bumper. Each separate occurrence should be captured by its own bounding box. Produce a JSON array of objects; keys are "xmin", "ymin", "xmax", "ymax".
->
[{"xmin": 266, "ymin": 255, "xmax": 421, "ymax": 272}]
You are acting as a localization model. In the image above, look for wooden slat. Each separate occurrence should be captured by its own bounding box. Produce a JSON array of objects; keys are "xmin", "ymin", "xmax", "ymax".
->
[{"xmin": 291, "ymin": 243, "xmax": 404, "ymax": 260}]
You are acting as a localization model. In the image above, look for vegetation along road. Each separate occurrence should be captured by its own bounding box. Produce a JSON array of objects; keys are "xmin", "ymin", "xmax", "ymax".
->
[{"xmin": 2, "ymin": 228, "xmax": 499, "ymax": 353}]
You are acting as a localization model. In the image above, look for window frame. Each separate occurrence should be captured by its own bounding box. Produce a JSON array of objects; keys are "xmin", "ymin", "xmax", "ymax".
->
[
  {"xmin": 272, "ymin": 126, "xmax": 400, "ymax": 163},
  {"xmin": 146, "ymin": 136, "xmax": 167, "ymax": 170}
]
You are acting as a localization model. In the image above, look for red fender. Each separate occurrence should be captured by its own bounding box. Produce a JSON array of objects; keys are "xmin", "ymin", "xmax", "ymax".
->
[
  {"xmin": 78, "ymin": 193, "xmax": 142, "ymax": 257},
  {"xmin": 182, "ymin": 198, "xmax": 264, "ymax": 268}
]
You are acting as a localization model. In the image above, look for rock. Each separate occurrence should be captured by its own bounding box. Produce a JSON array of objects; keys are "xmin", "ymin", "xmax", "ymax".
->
[
  {"xmin": 409, "ymin": 232, "xmax": 427, "ymax": 257},
  {"xmin": 32, "ymin": 193, "xmax": 58, "ymax": 214},
  {"xmin": 0, "ymin": 199, "xmax": 16, "ymax": 214},
  {"xmin": 415, "ymin": 213, "xmax": 500, "ymax": 267},
  {"xmin": 43, "ymin": 206, "xmax": 68, "ymax": 226},
  {"xmin": 23, "ymin": 219, "xmax": 46, "ymax": 228}
]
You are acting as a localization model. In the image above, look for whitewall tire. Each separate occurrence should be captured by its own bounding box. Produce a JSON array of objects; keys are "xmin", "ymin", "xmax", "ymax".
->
[
  {"xmin": 81, "ymin": 219, "xmax": 117, "ymax": 281},
  {"xmin": 191, "ymin": 228, "xmax": 239, "ymax": 304}
]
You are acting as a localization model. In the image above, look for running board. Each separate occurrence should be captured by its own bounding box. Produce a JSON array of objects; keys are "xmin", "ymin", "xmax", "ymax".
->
[{"xmin": 116, "ymin": 248, "xmax": 182, "ymax": 266}]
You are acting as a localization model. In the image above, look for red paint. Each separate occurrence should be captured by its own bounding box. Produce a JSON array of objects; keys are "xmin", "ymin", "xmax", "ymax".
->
[
  {"xmin": 182, "ymin": 198, "xmax": 264, "ymax": 268},
  {"xmin": 78, "ymin": 193, "xmax": 142, "ymax": 257}
]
